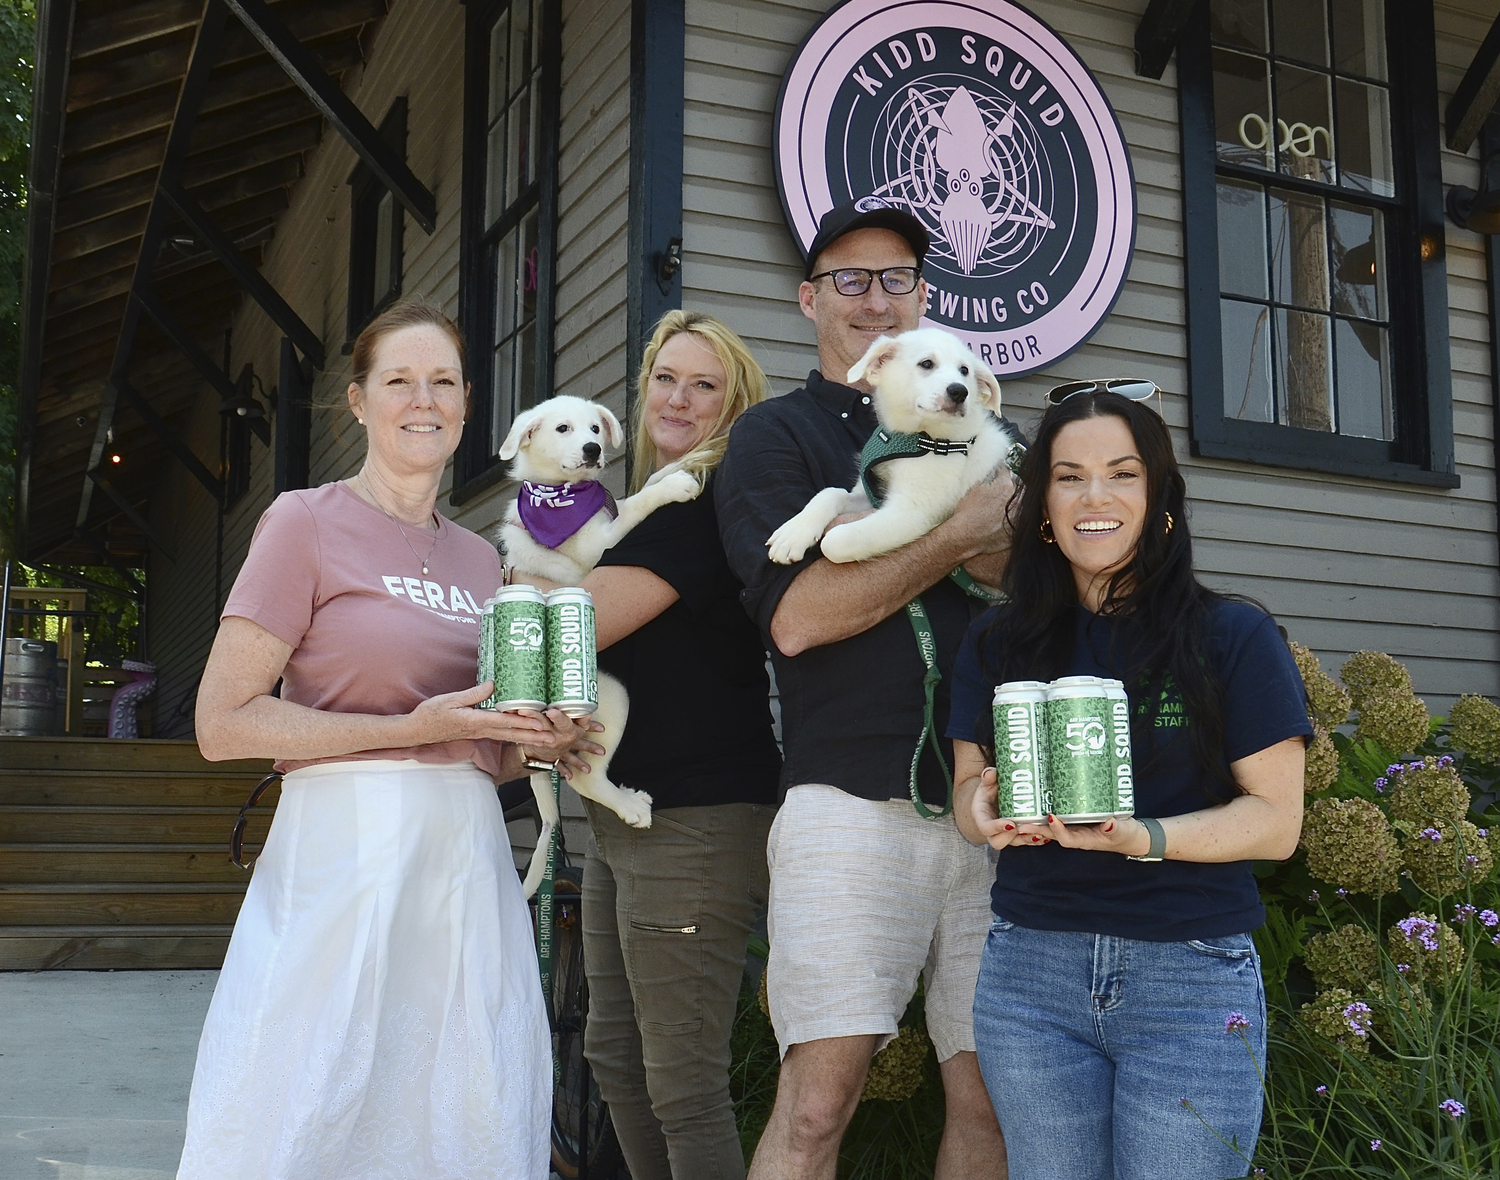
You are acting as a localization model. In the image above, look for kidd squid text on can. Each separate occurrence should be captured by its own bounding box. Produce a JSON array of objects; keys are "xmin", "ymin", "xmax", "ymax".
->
[
  {"xmin": 545, "ymin": 587, "xmax": 598, "ymax": 717},
  {"xmin": 991, "ymin": 681, "xmax": 1048, "ymax": 822}
]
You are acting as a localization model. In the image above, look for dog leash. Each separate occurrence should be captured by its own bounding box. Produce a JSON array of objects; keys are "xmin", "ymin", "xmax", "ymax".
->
[
  {"xmin": 856, "ymin": 429, "xmax": 1020, "ymax": 819},
  {"xmin": 536, "ymin": 766, "xmax": 560, "ymax": 1073}
]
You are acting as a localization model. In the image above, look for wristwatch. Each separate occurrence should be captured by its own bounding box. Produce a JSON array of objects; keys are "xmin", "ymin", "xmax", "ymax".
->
[{"xmin": 1127, "ymin": 816, "xmax": 1166, "ymax": 862}]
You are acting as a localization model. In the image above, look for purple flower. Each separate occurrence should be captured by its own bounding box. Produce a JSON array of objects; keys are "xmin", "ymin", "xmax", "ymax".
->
[
  {"xmin": 1375, "ymin": 776, "xmax": 1389, "ymax": 789},
  {"xmin": 1453, "ymin": 904, "xmax": 1478, "ymax": 923},
  {"xmin": 1481, "ymin": 910, "xmax": 1498, "ymax": 928},
  {"xmin": 1438, "ymin": 755, "xmax": 1454, "ymax": 767},
  {"xmin": 1309, "ymin": 890, "xmax": 1321, "ymax": 902},
  {"xmin": 1224, "ymin": 1012, "xmax": 1251, "ymax": 1033},
  {"xmin": 1375, "ymin": 783, "xmax": 1385, "ymax": 793},
  {"xmin": 1412, "ymin": 759, "xmax": 1427, "ymax": 771},
  {"xmin": 1492, "ymin": 932, "xmax": 1500, "ymax": 948},
  {"xmin": 1336, "ymin": 888, "xmax": 1349, "ymax": 898},
  {"xmin": 1179, "ymin": 1097, "xmax": 1190, "ymax": 1108},
  {"xmin": 1387, "ymin": 763, "xmax": 1405, "ymax": 776},
  {"xmin": 1479, "ymin": 828, "xmax": 1489, "ymax": 838},
  {"xmin": 1440, "ymin": 1098, "xmax": 1465, "ymax": 1119},
  {"xmin": 1420, "ymin": 827, "xmax": 1443, "ymax": 842},
  {"xmin": 1315, "ymin": 1084, "xmax": 1329, "ymax": 1096},
  {"xmin": 1397, "ymin": 962, "xmax": 1412, "ymax": 973},
  {"xmin": 1371, "ymin": 1139, "xmax": 1383, "ymax": 1151},
  {"xmin": 1343, "ymin": 1001, "xmax": 1374, "ymax": 1037},
  {"xmin": 1466, "ymin": 854, "xmax": 1481, "ymax": 868},
  {"xmin": 1398, "ymin": 916, "xmax": 1441, "ymax": 952}
]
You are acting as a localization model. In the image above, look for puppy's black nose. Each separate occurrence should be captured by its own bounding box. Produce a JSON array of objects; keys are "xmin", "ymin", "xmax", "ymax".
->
[
  {"xmin": 582, "ymin": 441, "xmax": 602, "ymax": 462},
  {"xmin": 946, "ymin": 382, "xmax": 969, "ymax": 403}
]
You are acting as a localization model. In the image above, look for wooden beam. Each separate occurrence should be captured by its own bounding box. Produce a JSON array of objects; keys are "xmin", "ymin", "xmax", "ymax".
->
[
  {"xmin": 161, "ymin": 178, "xmax": 325, "ymax": 367},
  {"xmin": 136, "ymin": 287, "xmax": 238, "ymax": 403},
  {"xmin": 1447, "ymin": 13, "xmax": 1500, "ymax": 153},
  {"xmin": 85, "ymin": 471, "xmax": 176, "ymax": 560},
  {"xmin": 223, "ymin": 0, "xmax": 437, "ymax": 232},
  {"xmin": 1135, "ymin": 0, "xmax": 1200, "ymax": 80},
  {"xmin": 73, "ymin": 0, "xmax": 202, "ymax": 59},
  {"xmin": 113, "ymin": 374, "xmax": 224, "ymax": 500}
]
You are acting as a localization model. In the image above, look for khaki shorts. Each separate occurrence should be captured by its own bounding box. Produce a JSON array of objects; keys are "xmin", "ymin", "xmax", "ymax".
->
[{"xmin": 764, "ymin": 783, "xmax": 998, "ymax": 1062}]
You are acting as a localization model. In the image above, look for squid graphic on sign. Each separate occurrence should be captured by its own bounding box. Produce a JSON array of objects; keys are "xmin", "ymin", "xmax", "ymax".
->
[{"xmin": 877, "ymin": 84, "xmax": 1056, "ymax": 276}]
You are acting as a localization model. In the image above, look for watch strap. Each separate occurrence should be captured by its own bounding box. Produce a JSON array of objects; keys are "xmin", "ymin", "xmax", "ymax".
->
[{"xmin": 1128, "ymin": 816, "xmax": 1166, "ymax": 862}]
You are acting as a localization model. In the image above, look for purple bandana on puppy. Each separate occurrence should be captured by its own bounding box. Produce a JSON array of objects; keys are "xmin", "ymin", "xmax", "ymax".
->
[{"xmin": 518, "ymin": 480, "xmax": 617, "ymax": 549}]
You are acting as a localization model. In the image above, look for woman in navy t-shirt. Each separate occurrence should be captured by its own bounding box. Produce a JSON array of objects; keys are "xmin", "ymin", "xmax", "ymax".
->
[{"xmin": 948, "ymin": 388, "xmax": 1309, "ymax": 1180}]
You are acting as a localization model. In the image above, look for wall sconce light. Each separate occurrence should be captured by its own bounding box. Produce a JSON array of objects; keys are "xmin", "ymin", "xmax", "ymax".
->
[{"xmin": 1447, "ymin": 111, "xmax": 1500, "ymax": 235}]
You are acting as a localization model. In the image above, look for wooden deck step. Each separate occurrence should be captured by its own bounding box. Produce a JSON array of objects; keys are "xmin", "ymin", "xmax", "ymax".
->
[
  {"xmin": 0, "ymin": 925, "xmax": 235, "ymax": 970},
  {"xmin": 0, "ymin": 843, "xmax": 258, "ymax": 883},
  {"xmin": 0, "ymin": 737, "xmax": 274, "ymax": 968}
]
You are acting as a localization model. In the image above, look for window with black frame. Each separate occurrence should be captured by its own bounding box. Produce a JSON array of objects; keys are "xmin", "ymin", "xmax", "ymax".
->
[
  {"xmin": 346, "ymin": 99, "xmax": 408, "ymax": 344},
  {"xmin": 455, "ymin": 0, "xmax": 559, "ymax": 496},
  {"xmin": 1181, "ymin": 0, "xmax": 1455, "ymax": 484}
]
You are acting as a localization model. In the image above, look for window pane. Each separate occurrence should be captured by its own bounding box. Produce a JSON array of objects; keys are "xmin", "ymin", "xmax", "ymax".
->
[
  {"xmin": 373, "ymin": 190, "xmax": 395, "ymax": 300},
  {"xmin": 521, "ymin": 207, "xmax": 540, "ymax": 325},
  {"xmin": 1274, "ymin": 63, "xmax": 1334, "ymax": 183},
  {"xmin": 1276, "ymin": 307, "xmax": 1333, "ymax": 431},
  {"xmin": 486, "ymin": 114, "xmax": 508, "ymax": 226},
  {"xmin": 491, "ymin": 337, "xmax": 516, "ymax": 454},
  {"xmin": 1335, "ymin": 79, "xmax": 1393, "ymax": 196},
  {"xmin": 1271, "ymin": 0, "xmax": 1327, "ymax": 66},
  {"xmin": 1329, "ymin": 202, "xmax": 1385, "ymax": 320},
  {"xmin": 1335, "ymin": 318, "xmax": 1391, "ymax": 439},
  {"xmin": 1222, "ymin": 298, "xmax": 1275, "ymax": 423},
  {"xmin": 1210, "ymin": 0, "xmax": 1267, "ymax": 53},
  {"xmin": 505, "ymin": 90, "xmax": 530, "ymax": 209},
  {"xmin": 1331, "ymin": 0, "xmax": 1385, "ymax": 81},
  {"xmin": 496, "ymin": 227, "xmax": 519, "ymax": 343},
  {"xmin": 1270, "ymin": 188, "xmax": 1328, "ymax": 310},
  {"xmin": 510, "ymin": 0, "xmax": 533, "ymax": 100},
  {"xmin": 1214, "ymin": 49, "xmax": 1273, "ymax": 169},
  {"xmin": 515, "ymin": 319, "xmax": 537, "ymax": 417},
  {"xmin": 1217, "ymin": 180, "xmax": 1268, "ymax": 299},
  {"xmin": 488, "ymin": 11, "xmax": 509, "ymax": 119}
]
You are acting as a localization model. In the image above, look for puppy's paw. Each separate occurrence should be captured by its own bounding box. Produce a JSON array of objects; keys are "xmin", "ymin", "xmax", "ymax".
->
[
  {"xmin": 654, "ymin": 470, "xmax": 701, "ymax": 504},
  {"xmin": 612, "ymin": 787, "xmax": 654, "ymax": 829},
  {"xmin": 766, "ymin": 517, "xmax": 821, "ymax": 565}
]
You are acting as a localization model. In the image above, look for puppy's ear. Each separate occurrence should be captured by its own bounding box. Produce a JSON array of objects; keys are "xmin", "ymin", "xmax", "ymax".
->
[
  {"xmin": 846, "ymin": 335, "xmax": 900, "ymax": 385},
  {"xmin": 972, "ymin": 358, "xmax": 1002, "ymax": 409},
  {"xmin": 597, "ymin": 405, "xmax": 625, "ymax": 451},
  {"xmin": 498, "ymin": 406, "xmax": 542, "ymax": 461}
]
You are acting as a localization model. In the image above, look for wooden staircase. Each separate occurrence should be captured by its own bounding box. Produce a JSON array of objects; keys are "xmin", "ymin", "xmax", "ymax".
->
[{"xmin": 0, "ymin": 737, "xmax": 276, "ymax": 969}]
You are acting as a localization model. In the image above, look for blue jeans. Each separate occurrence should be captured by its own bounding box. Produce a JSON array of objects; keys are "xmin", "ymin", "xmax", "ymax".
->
[{"xmin": 972, "ymin": 919, "xmax": 1267, "ymax": 1180}]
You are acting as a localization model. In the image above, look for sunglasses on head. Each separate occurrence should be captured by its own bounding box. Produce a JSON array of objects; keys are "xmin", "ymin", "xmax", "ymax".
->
[{"xmin": 1045, "ymin": 378, "xmax": 1163, "ymax": 406}]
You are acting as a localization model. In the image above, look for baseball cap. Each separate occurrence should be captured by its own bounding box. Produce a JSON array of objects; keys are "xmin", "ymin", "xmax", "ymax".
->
[{"xmin": 803, "ymin": 196, "xmax": 930, "ymax": 279}]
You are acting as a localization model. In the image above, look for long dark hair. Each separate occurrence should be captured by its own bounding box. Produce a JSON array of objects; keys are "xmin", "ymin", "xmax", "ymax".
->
[{"xmin": 981, "ymin": 390, "xmax": 1237, "ymax": 796}]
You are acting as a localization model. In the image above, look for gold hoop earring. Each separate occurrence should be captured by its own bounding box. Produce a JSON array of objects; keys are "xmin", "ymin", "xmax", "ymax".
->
[
  {"xmin": 1163, "ymin": 511, "xmax": 1174, "ymax": 535},
  {"xmin": 1039, "ymin": 519, "xmax": 1055, "ymax": 544}
]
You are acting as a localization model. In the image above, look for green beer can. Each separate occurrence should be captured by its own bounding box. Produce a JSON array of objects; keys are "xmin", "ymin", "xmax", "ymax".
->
[
  {"xmin": 545, "ymin": 587, "xmax": 598, "ymax": 717},
  {"xmin": 992, "ymin": 681, "xmax": 1048, "ymax": 822},
  {"xmin": 1045, "ymin": 675, "xmax": 1116, "ymax": 823},
  {"xmin": 480, "ymin": 585, "xmax": 548, "ymax": 711},
  {"xmin": 1103, "ymin": 679, "xmax": 1135, "ymax": 817}
]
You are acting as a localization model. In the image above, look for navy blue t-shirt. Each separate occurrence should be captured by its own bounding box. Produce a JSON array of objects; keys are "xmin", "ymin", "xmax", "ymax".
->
[{"xmin": 946, "ymin": 600, "xmax": 1311, "ymax": 941}]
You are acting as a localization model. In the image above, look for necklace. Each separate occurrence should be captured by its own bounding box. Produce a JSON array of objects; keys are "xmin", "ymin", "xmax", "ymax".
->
[{"xmin": 352, "ymin": 473, "xmax": 441, "ymax": 575}]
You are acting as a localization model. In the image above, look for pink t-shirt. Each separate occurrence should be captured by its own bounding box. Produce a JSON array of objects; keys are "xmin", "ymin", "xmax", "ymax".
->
[{"xmin": 222, "ymin": 481, "xmax": 507, "ymax": 775}]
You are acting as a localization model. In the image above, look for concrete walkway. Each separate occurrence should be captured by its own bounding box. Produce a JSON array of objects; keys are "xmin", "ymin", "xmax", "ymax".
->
[{"xmin": 0, "ymin": 971, "xmax": 216, "ymax": 1180}]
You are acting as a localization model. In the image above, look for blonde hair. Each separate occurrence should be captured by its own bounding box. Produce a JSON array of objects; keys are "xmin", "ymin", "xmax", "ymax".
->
[{"xmin": 629, "ymin": 310, "xmax": 770, "ymax": 493}]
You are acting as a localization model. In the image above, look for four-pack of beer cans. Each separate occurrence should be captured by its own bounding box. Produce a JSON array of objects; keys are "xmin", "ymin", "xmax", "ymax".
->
[
  {"xmin": 992, "ymin": 676, "xmax": 1135, "ymax": 823},
  {"xmin": 477, "ymin": 585, "xmax": 599, "ymax": 717}
]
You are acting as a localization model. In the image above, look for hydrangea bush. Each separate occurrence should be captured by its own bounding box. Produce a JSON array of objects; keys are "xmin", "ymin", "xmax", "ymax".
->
[{"xmin": 1249, "ymin": 648, "xmax": 1500, "ymax": 1178}]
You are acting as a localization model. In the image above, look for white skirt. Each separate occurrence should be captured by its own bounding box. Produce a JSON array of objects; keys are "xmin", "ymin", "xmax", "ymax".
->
[{"xmin": 176, "ymin": 760, "xmax": 551, "ymax": 1180}]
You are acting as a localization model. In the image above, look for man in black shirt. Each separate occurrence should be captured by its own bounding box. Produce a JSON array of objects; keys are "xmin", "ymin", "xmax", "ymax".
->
[{"xmin": 716, "ymin": 200, "xmax": 1013, "ymax": 1179}]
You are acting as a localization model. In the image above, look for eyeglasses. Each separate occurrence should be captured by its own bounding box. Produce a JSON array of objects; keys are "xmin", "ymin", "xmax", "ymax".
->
[
  {"xmin": 807, "ymin": 266, "xmax": 922, "ymax": 296},
  {"xmin": 1046, "ymin": 378, "xmax": 1163, "ymax": 413}
]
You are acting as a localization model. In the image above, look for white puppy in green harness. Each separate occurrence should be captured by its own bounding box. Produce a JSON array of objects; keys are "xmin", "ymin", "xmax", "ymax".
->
[{"xmin": 767, "ymin": 327, "xmax": 1015, "ymax": 568}]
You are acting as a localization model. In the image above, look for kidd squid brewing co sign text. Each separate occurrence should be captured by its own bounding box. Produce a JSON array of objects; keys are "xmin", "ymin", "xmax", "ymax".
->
[{"xmin": 775, "ymin": 0, "xmax": 1136, "ymax": 377}]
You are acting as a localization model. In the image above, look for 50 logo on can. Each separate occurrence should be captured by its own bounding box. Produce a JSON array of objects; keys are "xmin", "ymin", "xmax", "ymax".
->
[{"xmin": 509, "ymin": 617, "xmax": 544, "ymax": 649}]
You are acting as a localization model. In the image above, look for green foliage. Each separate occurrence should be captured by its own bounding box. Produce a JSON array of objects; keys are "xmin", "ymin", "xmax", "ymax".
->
[
  {"xmin": 1246, "ymin": 650, "xmax": 1500, "ymax": 1176},
  {"xmin": 0, "ymin": 0, "xmax": 36, "ymax": 561},
  {"xmin": 10, "ymin": 562, "xmax": 142, "ymax": 662}
]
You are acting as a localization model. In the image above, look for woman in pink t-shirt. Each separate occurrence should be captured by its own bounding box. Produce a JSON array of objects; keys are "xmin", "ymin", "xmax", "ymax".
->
[{"xmin": 176, "ymin": 300, "xmax": 596, "ymax": 1180}]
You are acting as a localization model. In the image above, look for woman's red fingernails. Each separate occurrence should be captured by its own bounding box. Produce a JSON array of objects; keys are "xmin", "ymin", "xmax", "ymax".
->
[
  {"xmin": 1104, "ymin": 822, "xmax": 1114, "ymax": 832},
  {"xmin": 1004, "ymin": 823, "xmax": 1015, "ymax": 831}
]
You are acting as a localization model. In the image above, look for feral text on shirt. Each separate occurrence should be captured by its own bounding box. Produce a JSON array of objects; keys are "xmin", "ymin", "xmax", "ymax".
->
[{"xmin": 380, "ymin": 575, "xmax": 484, "ymax": 623}]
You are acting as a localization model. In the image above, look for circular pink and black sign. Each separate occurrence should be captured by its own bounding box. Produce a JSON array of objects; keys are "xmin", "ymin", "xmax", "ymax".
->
[{"xmin": 776, "ymin": 0, "xmax": 1136, "ymax": 378}]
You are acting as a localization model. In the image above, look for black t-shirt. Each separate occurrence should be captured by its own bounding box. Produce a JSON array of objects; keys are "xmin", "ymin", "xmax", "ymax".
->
[
  {"xmin": 946, "ymin": 600, "xmax": 1312, "ymax": 941},
  {"xmin": 595, "ymin": 474, "xmax": 781, "ymax": 810},
  {"xmin": 715, "ymin": 370, "xmax": 1021, "ymax": 806}
]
